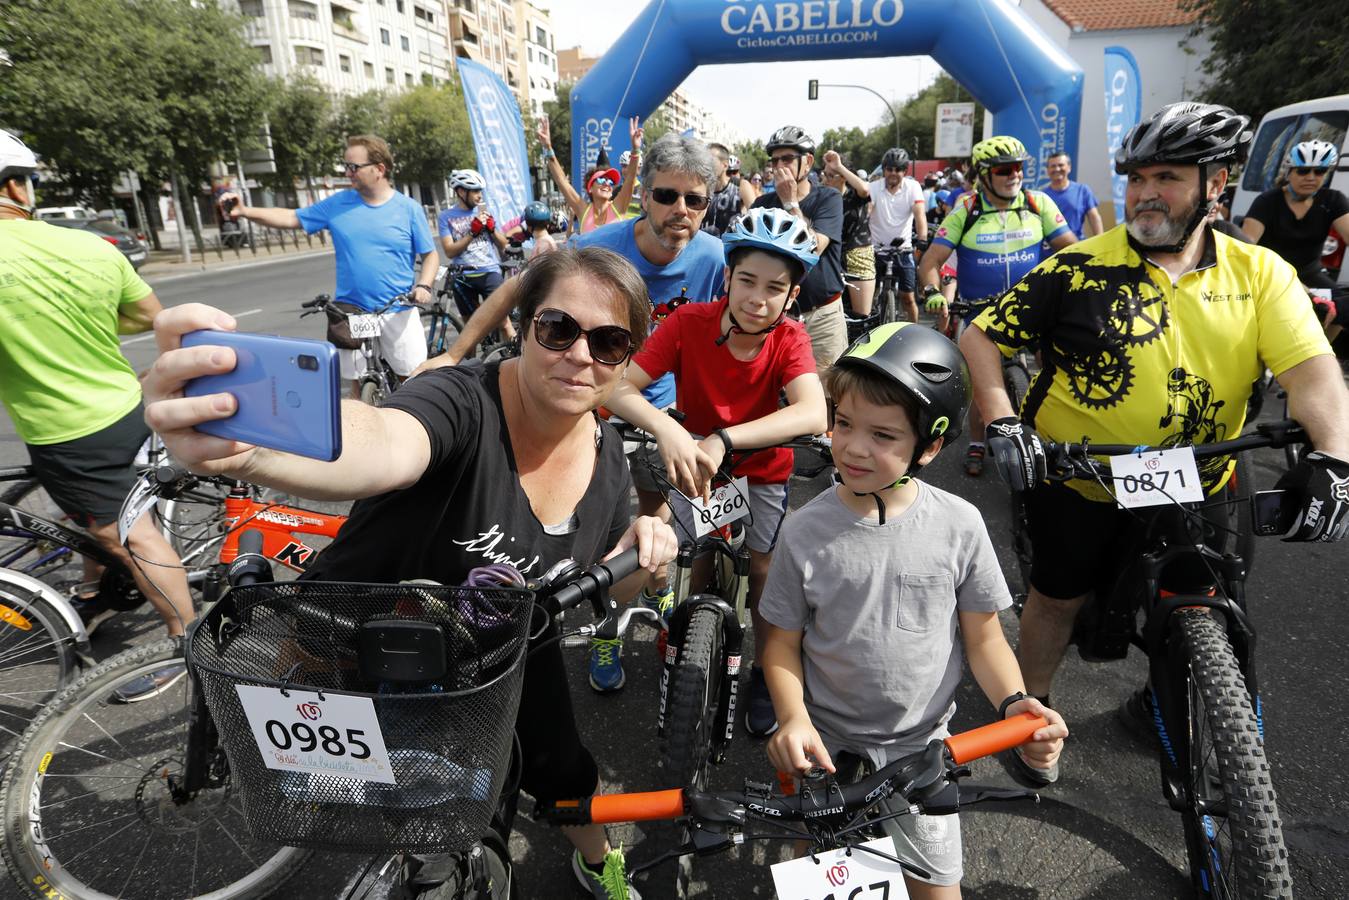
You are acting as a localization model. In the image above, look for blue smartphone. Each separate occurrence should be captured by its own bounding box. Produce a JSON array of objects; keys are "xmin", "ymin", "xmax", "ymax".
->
[{"xmin": 181, "ymin": 330, "xmax": 342, "ymax": 461}]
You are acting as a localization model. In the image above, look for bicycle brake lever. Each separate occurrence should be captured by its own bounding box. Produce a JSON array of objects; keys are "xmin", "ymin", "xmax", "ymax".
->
[{"xmin": 599, "ymin": 606, "xmax": 664, "ymax": 641}]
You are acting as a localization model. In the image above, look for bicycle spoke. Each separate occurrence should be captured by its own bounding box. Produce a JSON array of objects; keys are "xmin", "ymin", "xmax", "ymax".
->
[
  {"xmin": 212, "ymin": 813, "xmax": 264, "ymax": 868},
  {"xmin": 44, "ymin": 808, "xmax": 144, "ymax": 846},
  {"xmin": 118, "ymin": 828, "xmax": 156, "ymax": 899},
  {"xmin": 56, "ymin": 736, "xmax": 156, "ymax": 778}
]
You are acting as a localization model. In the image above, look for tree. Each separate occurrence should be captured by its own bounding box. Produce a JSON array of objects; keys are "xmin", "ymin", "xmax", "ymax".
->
[
  {"xmin": 263, "ymin": 73, "xmax": 340, "ymax": 203},
  {"xmin": 383, "ymin": 83, "xmax": 474, "ymax": 197},
  {"xmin": 539, "ymin": 82, "xmax": 574, "ymax": 167},
  {"xmin": 733, "ymin": 140, "xmax": 768, "ymax": 176},
  {"xmin": 333, "ymin": 90, "xmax": 389, "ymax": 143},
  {"xmin": 1181, "ymin": 1, "xmax": 1346, "ymax": 122}
]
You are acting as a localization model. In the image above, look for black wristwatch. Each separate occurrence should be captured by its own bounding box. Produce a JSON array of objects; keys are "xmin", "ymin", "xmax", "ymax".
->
[
  {"xmin": 998, "ymin": 691, "xmax": 1027, "ymax": 718},
  {"xmin": 714, "ymin": 428, "xmax": 734, "ymax": 453}
]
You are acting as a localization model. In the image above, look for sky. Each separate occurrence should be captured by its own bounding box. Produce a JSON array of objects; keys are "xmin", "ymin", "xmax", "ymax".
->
[{"xmin": 539, "ymin": 0, "xmax": 944, "ymax": 147}]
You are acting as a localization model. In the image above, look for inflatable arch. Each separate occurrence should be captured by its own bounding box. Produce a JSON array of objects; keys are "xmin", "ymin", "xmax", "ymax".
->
[{"xmin": 570, "ymin": 0, "xmax": 1082, "ymax": 191}]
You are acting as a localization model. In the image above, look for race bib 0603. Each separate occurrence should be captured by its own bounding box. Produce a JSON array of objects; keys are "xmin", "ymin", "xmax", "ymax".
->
[
  {"xmin": 235, "ymin": 685, "xmax": 395, "ymax": 784},
  {"xmin": 1109, "ymin": 447, "xmax": 1204, "ymax": 509},
  {"xmin": 346, "ymin": 314, "xmax": 383, "ymax": 339},
  {"xmin": 770, "ymin": 837, "xmax": 910, "ymax": 899}
]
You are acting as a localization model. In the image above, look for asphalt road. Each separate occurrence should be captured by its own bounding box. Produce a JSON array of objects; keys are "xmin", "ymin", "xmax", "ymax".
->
[{"xmin": 2, "ymin": 255, "xmax": 1346, "ymax": 899}]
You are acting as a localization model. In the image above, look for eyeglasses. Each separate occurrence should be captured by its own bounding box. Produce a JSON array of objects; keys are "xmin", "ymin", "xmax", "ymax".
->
[
  {"xmin": 1292, "ymin": 166, "xmax": 1330, "ymax": 176},
  {"xmin": 648, "ymin": 187, "xmax": 710, "ymax": 210},
  {"xmin": 989, "ymin": 163, "xmax": 1023, "ymax": 177},
  {"xmin": 883, "ymin": 165, "xmax": 907, "ymax": 173},
  {"xmin": 341, "ymin": 161, "xmax": 379, "ymax": 174},
  {"xmin": 532, "ymin": 308, "xmax": 633, "ymax": 366},
  {"xmin": 770, "ymin": 153, "xmax": 802, "ymax": 166},
  {"xmin": 591, "ymin": 177, "xmax": 616, "ymax": 188}
]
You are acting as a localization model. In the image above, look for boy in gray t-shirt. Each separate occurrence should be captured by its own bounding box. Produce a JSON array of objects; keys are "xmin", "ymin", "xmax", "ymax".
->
[{"xmin": 760, "ymin": 323, "xmax": 1067, "ymax": 896}]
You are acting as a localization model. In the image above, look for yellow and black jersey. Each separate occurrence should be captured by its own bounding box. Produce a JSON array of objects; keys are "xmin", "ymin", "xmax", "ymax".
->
[{"xmin": 973, "ymin": 224, "xmax": 1330, "ymax": 499}]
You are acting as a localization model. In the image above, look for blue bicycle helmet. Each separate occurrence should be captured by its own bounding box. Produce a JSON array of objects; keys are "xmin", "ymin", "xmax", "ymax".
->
[
  {"xmin": 935, "ymin": 189, "xmax": 953, "ymax": 207},
  {"xmin": 721, "ymin": 207, "xmax": 819, "ymax": 280},
  {"xmin": 523, "ymin": 200, "xmax": 551, "ymax": 227},
  {"xmin": 1289, "ymin": 140, "xmax": 1339, "ymax": 170}
]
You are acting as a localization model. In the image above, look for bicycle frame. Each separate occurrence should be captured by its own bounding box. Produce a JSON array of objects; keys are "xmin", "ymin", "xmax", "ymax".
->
[
  {"xmin": 0, "ymin": 467, "xmax": 125, "ymax": 577},
  {"xmin": 214, "ymin": 484, "xmax": 347, "ymax": 572}
]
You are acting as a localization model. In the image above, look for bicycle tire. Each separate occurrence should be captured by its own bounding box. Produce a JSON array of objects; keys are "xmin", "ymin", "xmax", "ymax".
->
[
  {"xmin": 1173, "ymin": 609, "xmax": 1292, "ymax": 899},
  {"xmin": 0, "ymin": 579, "xmax": 78, "ymax": 761},
  {"xmin": 0, "ymin": 638, "xmax": 311, "ymax": 900},
  {"xmin": 360, "ymin": 379, "xmax": 386, "ymax": 406},
  {"xmin": 1004, "ymin": 360, "xmax": 1031, "ymax": 417},
  {"xmin": 660, "ymin": 606, "xmax": 723, "ymax": 790},
  {"xmin": 403, "ymin": 833, "xmax": 513, "ymax": 899}
]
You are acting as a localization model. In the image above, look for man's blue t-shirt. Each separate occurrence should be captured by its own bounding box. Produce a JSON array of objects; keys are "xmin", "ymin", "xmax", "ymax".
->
[
  {"xmin": 1042, "ymin": 181, "xmax": 1099, "ymax": 239},
  {"xmin": 571, "ymin": 217, "xmax": 725, "ymax": 409},
  {"xmin": 437, "ymin": 205, "xmax": 501, "ymax": 274},
  {"xmin": 296, "ymin": 189, "xmax": 434, "ymax": 312}
]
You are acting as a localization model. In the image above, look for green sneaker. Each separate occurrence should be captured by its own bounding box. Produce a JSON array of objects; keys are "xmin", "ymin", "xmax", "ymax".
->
[
  {"xmin": 571, "ymin": 847, "xmax": 641, "ymax": 900},
  {"xmin": 639, "ymin": 585, "xmax": 674, "ymax": 625}
]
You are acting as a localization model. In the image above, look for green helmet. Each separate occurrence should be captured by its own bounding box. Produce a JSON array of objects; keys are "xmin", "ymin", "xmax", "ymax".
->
[
  {"xmin": 835, "ymin": 322, "xmax": 971, "ymax": 448},
  {"xmin": 971, "ymin": 135, "xmax": 1031, "ymax": 171}
]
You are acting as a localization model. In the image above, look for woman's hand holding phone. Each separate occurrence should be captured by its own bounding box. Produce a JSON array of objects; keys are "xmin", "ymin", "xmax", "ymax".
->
[{"xmin": 143, "ymin": 303, "xmax": 259, "ymax": 474}]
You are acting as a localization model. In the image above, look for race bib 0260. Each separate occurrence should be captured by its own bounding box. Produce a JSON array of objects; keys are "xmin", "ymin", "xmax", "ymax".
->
[{"xmin": 690, "ymin": 476, "xmax": 751, "ymax": 538}]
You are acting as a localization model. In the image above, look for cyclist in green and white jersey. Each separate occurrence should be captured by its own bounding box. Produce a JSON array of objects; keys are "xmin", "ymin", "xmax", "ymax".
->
[{"xmin": 917, "ymin": 136, "xmax": 1077, "ymax": 476}]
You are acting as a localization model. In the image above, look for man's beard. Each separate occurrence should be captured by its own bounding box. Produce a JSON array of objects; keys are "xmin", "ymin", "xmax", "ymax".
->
[
  {"xmin": 648, "ymin": 213, "xmax": 693, "ymax": 252},
  {"xmin": 1126, "ymin": 194, "xmax": 1201, "ymax": 248}
]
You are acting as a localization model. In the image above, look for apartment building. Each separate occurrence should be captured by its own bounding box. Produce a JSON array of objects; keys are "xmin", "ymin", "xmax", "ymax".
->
[
  {"xmin": 236, "ymin": 0, "xmax": 455, "ymax": 92},
  {"xmin": 515, "ymin": 0, "xmax": 558, "ymax": 117}
]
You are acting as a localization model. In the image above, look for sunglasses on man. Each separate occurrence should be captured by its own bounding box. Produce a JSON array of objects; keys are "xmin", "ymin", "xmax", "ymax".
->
[
  {"xmin": 648, "ymin": 187, "xmax": 710, "ymax": 211},
  {"xmin": 770, "ymin": 154, "xmax": 802, "ymax": 166},
  {"xmin": 532, "ymin": 308, "xmax": 633, "ymax": 366},
  {"xmin": 989, "ymin": 163, "xmax": 1023, "ymax": 178},
  {"xmin": 1292, "ymin": 166, "xmax": 1330, "ymax": 176},
  {"xmin": 341, "ymin": 161, "xmax": 379, "ymax": 174}
]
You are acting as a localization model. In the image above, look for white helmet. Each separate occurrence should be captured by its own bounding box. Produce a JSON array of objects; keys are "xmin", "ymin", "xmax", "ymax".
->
[
  {"xmin": 450, "ymin": 169, "xmax": 487, "ymax": 191},
  {"xmin": 619, "ymin": 150, "xmax": 633, "ymax": 168},
  {"xmin": 726, "ymin": 154, "xmax": 741, "ymax": 172},
  {"xmin": 0, "ymin": 130, "xmax": 38, "ymax": 185},
  {"xmin": 1289, "ymin": 140, "xmax": 1339, "ymax": 170}
]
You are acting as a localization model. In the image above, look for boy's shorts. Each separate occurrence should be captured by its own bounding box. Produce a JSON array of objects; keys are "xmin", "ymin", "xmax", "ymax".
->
[
  {"xmin": 825, "ymin": 736, "xmax": 964, "ymax": 887},
  {"xmin": 668, "ymin": 480, "xmax": 789, "ymax": 554}
]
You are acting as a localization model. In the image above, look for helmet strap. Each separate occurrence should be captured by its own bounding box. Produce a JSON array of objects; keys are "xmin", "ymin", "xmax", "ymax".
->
[
  {"xmin": 832, "ymin": 452, "xmax": 921, "ymax": 526},
  {"xmin": 1284, "ymin": 183, "xmax": 1315, "ymax": 202},
  {"xmin": 1132, "ymin": 163, "xmax": 1212, "ymax": 255},
  {"xmin": 715, "ymin": 298, "xmax": 789, "ymax": 346},
  {"xmin": 0, "ymin": 177, "xmax": 34, "ymax": 216},
  {"xmin": 979, "ymin": 170, "xmax": 1017, "ymax": 203}
]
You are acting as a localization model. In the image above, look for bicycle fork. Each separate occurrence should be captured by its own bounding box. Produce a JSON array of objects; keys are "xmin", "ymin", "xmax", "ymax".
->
[{"xmin": 658, "ymin": 594, "xmax": 746, "ymax": 766}]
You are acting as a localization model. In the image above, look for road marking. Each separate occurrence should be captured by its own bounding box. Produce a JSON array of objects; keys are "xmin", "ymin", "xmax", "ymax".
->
[{"xmin": 121, "ymin": 308, "xmax": 263, "ymax": 345}]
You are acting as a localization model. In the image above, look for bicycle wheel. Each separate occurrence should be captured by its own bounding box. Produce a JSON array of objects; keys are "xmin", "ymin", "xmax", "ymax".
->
[
  {"xmin": 1004, "ymin": 360, "xmax": 1031, "ymax": 417},
  {"xmin": 0, "ymin": 638, "xmax": 310, "ymax": 900},
  {"xmin": 360, "ymin": 379, "xmax": 386, "ymax": 406},
  {"xmin": 0, "ymin": 478, "xmax": 78, "ymax": 580},
  {"xmin": 1172, "ymin": 609, "xmax": 1292, "ymax": 899},
  {"xmin": 0, "ymin": 578, "xmax": 78, "ymax": 761}
]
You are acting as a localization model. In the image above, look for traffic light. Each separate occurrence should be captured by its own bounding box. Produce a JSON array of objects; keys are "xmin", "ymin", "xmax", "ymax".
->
[{"xmin": 808, "ymin": 79, "xmax": 819, "ymax": 101}]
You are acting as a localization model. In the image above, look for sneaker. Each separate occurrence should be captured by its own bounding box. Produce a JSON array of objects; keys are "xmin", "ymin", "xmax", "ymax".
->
[
  {"xmin": 639, "ymin": 586, "xmax": 674, "ymax": 626},
  {"xmin": 1117, "ymin": 686, "xmax": 1161, "ymax": 750},
  {"xmin": 111, "ymin": 664, "xmax": 187, "ymax": 704},
  {"xmin": 588, "ymin": 638, "xmax": 626, "ymax": 693},
  {"xmin": 744, "ymin": 666, "xmax": 778, "ymax": 737},
  {"xmin": 571, "ymin": 847, "xmax": 641, "ymax": 900},
  {"xmin": 1004, "ymin": 745, "xmax": 1059, "ymax": 788},
  {"xmin": 70, "ymin": 594, "xmax": 116, "ymax": 638},
  {"xmin": 964, "ymin": 443, "xmax": 985, "ymax": 477}
]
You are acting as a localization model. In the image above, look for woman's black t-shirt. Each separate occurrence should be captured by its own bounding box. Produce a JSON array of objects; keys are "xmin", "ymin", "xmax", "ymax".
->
[
  {"xmin": 1246, "ymin": 186, "xmax": 1349, "ymax": 272},
  {"xmin": 840, "ymin": 189, "xmax": 872, "ymax": 251},
  {"xmin": 303, "ymin": 361, "xmax": 630, "ymax": 585}
]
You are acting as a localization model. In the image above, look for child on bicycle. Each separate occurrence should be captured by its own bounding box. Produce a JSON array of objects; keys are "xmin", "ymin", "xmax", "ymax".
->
[
  {"xmin": 603, "ymin": 207, "xmax": 829, "ymax": 734},
  {"xmin": 760, "ymin": 323, "xmax": 1068, "ymax": 898},
  {"xmin": 522, "ymin": 199, "xmax": 559, "ymax": 259}
]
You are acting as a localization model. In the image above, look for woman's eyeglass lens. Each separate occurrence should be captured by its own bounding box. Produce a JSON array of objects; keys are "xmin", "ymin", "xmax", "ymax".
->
[{"xmin": 533, "ymin": 309, "xmax": 633, "ymax": 365}]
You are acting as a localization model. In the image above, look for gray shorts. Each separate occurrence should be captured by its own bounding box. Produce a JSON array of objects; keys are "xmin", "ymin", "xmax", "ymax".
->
[
  {"xmin": 824, "ymin": 736, "xmax": 964, "ymax": 886},
  {"xmin": 668, "ymin": 480, "xmax": 788, "ymax": 553},
  {"xmin": 627, "ymin": 442, "xmax": 666, "ymax": 495}
]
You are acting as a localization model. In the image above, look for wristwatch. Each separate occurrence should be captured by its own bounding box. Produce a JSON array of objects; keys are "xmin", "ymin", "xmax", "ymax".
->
[
  {"xmin": 540, "ymin": 148, "xmax": 555, "ymax": 160},
  {"xmin": 714, "ymin": 428, "xmax": 734, "ymax": 453},
  {"xmin": 784, "ymin": 200, "xmax": 801, "ymax": 213}
]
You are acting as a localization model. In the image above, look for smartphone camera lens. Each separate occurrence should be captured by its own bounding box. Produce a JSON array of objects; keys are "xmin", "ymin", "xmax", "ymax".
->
[{"xmin": 297, "ymin": 354, "xmax": 319, "ymax": 372}]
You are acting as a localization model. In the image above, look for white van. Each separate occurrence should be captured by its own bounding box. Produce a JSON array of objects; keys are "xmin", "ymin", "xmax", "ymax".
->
[{"xmin": 1231, "ymin": 94, "xmax": 1349, "ymax": 222}]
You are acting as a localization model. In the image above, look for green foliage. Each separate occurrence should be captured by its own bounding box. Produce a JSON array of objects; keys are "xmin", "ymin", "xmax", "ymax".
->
[
  {"xmin": 815, "ymin": 74, "xmax": 985, "ymax": 170},
  {"xmin": 262, "ymin": 73, "xmax": 340, "ymax": 194},
  {"xmin": 733, "ymin": 141, "xmax": 768, "ymax": 176},
  {"xmin": 333, "ymin": 90, "xmax": 390, "ymax": 140},
  {"xmin": 540, "ymin": 82, "xmax": 574, "ymax": 166},
  {"xmin": 1181, "ymin": 2, "xmax": 1347, "ymax": 122},
  {"xmin": 383, "ymin": 84, "xmax": 474, "ymax": 192}
]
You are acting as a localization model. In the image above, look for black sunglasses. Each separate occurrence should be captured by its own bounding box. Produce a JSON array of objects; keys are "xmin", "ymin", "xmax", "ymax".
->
[
  {"xmin": 342, "ymin": 161, "xmax": 379, "ymax": 174},
  {"xmin": 1292, "ymin": 166, "xmax": 1330, "ymax": 176},
  {"xmin": 648, "ymin": 187, "xmax": 710, "ymax": 211},
  {"xmin": 770, "ymin": 153, "xmax": 802, "ymax": 166},
  {"xmin": 532, "ymin": 308, "xmax": 633, "ymax": 365}
]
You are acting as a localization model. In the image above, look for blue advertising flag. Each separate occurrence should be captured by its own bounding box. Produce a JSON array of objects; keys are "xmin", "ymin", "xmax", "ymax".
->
[
  {"xmin": 457, "ymin": 58, "xmax": 533, "ymax": 234},
  {"xmin": 1103, "ymin": 46, "xmax": 1142, "ymax": 213}
]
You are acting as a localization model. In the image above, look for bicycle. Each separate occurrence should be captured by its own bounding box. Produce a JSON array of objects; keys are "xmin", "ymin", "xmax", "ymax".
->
[
  {"xmin": 434, "ymin": 265, "xmax": 516, "ymax": 363},
  {"xmin": 302, "ymin": 292, "xmax": 418, "ymax": 405},
  {"xmin": 872, "ymin": 242, "xmax": 908, "ymax": 325},
  {"xmin": 1002, "ymin": 418, "xmax": 1307, "ymax": 899}
]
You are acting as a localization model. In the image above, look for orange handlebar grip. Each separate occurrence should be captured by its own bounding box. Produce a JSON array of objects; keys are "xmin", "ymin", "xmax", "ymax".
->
[
  {"xmin": 588, "ymin": 789, "xmax": 687, "ymax": 824},
  {"xmin": 944, "ymin": 713, "xmax": 1048, "ymax": 765}
]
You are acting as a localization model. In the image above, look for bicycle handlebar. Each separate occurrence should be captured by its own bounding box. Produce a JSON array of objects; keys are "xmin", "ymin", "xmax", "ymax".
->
[{"xmin": 546, "ymin": 545, "xmax": 643, "ymax": 620}]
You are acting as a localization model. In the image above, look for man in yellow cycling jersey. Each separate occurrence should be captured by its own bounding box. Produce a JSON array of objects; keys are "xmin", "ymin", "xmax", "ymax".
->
[
  {"xmin": 960, "ymin": 103, "xmax": 1349, "ymax": 742},
  {"xmin": 918, "ymin": 136, "xmax": 1077, "ymax": 476}
]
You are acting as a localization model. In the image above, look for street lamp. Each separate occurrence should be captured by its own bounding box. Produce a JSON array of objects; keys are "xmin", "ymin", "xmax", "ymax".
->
[{"xmin": 808, "ymin": 79, "xmax": 901, "ymax": 149}]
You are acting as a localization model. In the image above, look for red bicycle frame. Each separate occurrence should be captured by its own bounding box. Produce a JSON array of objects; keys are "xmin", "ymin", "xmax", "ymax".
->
[{"xmin": 218, "ymin": 487, "xmax": 346, "ymax": 571}]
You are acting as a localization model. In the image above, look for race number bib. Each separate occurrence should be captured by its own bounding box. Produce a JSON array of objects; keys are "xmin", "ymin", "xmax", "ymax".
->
[
  {"xmin": 1109, "ymin": 447, "xmax": 1205, "ymax": 509},
  {"xmin": 346, "ymin": 314, "xmax": 383, "ymax": 339},
  {"xmin": 117, "ymin": 473, "xmax": 159, "ymax": 546},
  {"xmin": 771, "ymin": 837, "xmax": 909, "ymax": 899},
  {"xmin": 235, "ymin": 685, "xmax": 395, "ymax": 784},
  {"xmin": 690, "ymin": 476, "xmax": 751, "ymax": 537}
]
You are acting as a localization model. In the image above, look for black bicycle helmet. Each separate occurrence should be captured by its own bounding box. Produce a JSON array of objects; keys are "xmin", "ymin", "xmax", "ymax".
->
[
  {"xmin": 766, "ymin": 125, "xmax": 816, "ymax": 156},
  {"xmin": 881, "ymin": 147, "xmax": 911, "ymax": 170},
  {"xmin": 1113, "ymin": 102, "xmax": 1251, "ymax": 174}
]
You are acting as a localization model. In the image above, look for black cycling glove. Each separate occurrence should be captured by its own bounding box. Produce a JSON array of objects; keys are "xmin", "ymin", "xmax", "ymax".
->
[
  {"xmin": 987, "ymin": 417, "xmax": 1047, "ymax": 492},
  {"xmin": 1274, "ymin": 450, "xmax": 1349, "ymax": 543}
]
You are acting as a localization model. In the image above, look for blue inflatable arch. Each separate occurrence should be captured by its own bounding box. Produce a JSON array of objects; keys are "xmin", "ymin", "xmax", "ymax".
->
[{"xmin": 570, "ymin": 0, "xmax": 1082, "ymax": 191}]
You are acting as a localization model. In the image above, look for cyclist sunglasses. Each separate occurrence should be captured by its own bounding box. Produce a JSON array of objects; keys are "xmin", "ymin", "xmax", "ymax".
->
[
  {"xmin": 532, "ymin": 308, "xmax": 633, "ymax": 365},
  {"xmin": 648, "ymin": 187, "xmax": 710, "ymax": 210},
  {"xmin": 341, "ymin": 161, "xmax": 379, "ymax": 174},
  {"xmin": 1292, "ymin": 166, "xmax": 1330, "ymax": 176},
  {"xmin": 591, "ymin": 176, "xmax": 616, "ymax": 188},
  {"xmin": 989, "ymin": 163, "xmax": 1023, "ymax": 177}
]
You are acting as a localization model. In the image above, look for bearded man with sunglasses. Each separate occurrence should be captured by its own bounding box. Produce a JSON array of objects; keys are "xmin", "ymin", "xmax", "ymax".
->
[{"xmin": 220, "ymin": 134, "xmax": 438, "ymax": 395}]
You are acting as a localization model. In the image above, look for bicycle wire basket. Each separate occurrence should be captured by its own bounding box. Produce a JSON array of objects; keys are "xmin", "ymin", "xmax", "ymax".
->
[{"xmin": 186, "ymin": 580, "xmax": 534, "ymax": 853}]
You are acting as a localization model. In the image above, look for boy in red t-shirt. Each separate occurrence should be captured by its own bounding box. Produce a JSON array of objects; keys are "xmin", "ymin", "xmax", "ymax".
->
[{"xmin": 604, "ymin": 207, "xmax": 829, "ymax": 736}]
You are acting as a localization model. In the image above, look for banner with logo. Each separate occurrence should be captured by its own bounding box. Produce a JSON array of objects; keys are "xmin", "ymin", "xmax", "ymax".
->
[
  {"xmin": 935, "ymin": 102, "xmax": 977, "ymax": 159},
  {"xmin": 1103, "ymin": 46, "xmax": 1142, "ymax": 213},
  {"xmin": 457, "ymin": 58, "xmax": 532, "ymax": 233},
  {"xmin": 567, "ymin": 0, "xmax": 1083, "ymax": 192}
]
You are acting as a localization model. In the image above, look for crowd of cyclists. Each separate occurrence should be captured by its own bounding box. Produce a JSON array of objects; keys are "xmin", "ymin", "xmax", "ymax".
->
[{"xmin": 1, "ymin": 90, "xmax": 1348, "ymax": 900}]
